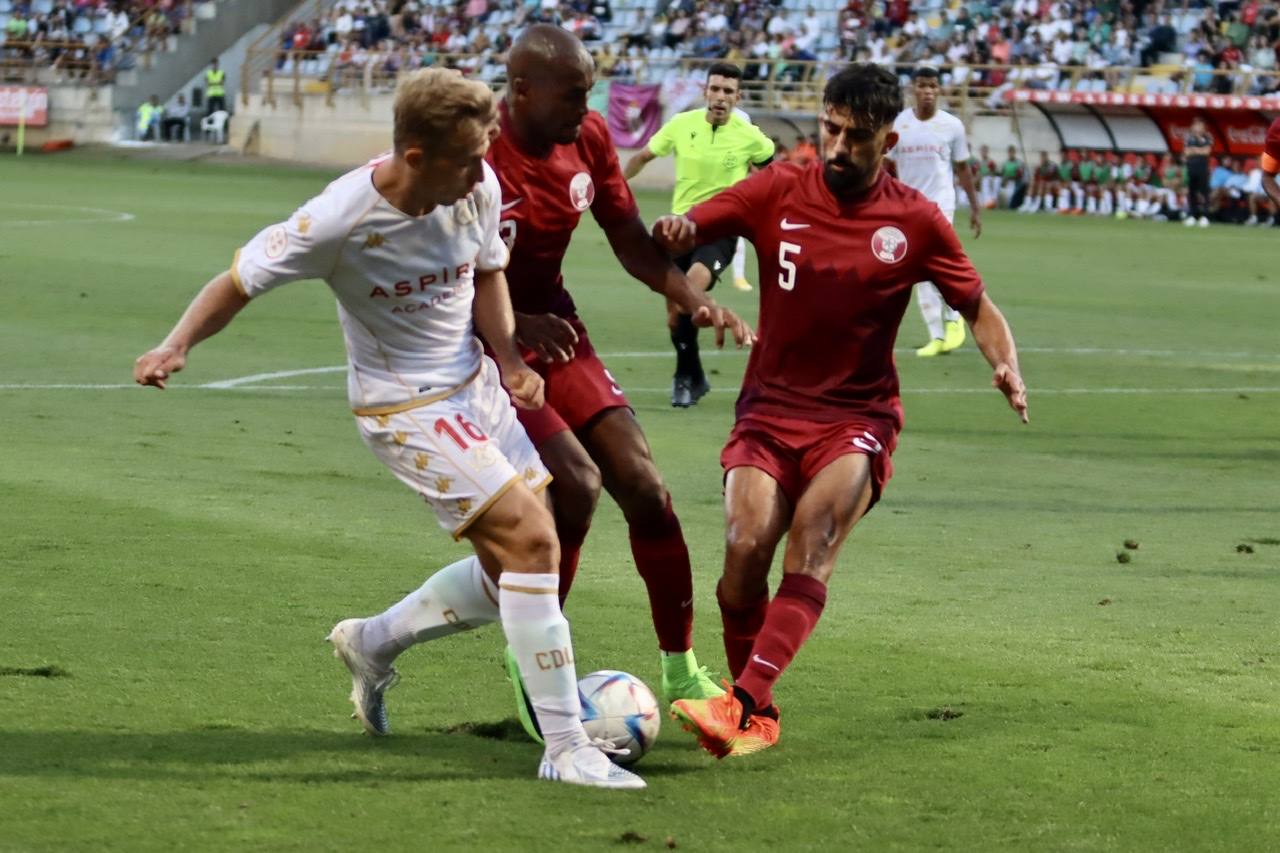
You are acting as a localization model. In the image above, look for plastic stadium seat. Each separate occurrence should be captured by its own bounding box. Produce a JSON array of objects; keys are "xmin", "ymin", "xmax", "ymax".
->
[
  {"xmin": 0, "ymin": 1, "xmax": 12, "ymax": 13},
  {"xmin": 73, "ymin": 16, "xmax": 91, "ymax": 35},
  {"xmin": 201, "ymin": 110, "xmax": 229, "ymax": 144},
  {"xmin": 33, "ymin": 0, "xmax": 53, "ymax": 13}
]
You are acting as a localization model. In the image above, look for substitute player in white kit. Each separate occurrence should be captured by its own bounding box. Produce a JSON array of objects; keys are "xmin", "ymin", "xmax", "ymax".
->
[
  {"xmin": 133, "ymin": 69, "xmax": 644, "ymax": 790},
  {"xmin": 890, "ymin": 66, "xmax": 982, "ymax": 358}
]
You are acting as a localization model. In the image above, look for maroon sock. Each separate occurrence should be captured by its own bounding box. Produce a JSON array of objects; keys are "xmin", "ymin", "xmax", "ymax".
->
[
  {"xmin": 556, "ymin": 531, "xmax": 585, "ymax": 609},
  {"xmin": 628, "ymin": 495, "xmax": 694, "ymax": 652},
  {"xmin": 717, "ymin": 579, "xmax": 769, "ymax": 680},
  {"xmin": 734, "ymin": 573, "xmax": 828, "ymax": 710}
]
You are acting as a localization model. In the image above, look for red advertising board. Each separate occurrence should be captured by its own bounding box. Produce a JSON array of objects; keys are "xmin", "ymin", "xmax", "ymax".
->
[
  {"xmin": 1006, "ymin": 89, "xmax": 1280, "ymax": 110},
  {"xmin": 0, "ymin": 86, "xmax": 49, "ymax": 127},
  {"xmin": 1008, "ymin": 88, "xmax": 1272, "ymax": 155}
]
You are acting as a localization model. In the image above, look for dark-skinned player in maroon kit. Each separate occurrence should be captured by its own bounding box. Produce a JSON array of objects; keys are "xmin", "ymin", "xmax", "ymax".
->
[
  {"xmin": 655, "ymin": 63, "xmax": 1029, "ymax": 758},
  {"xmin": 488, "ymin": 25, "xmax": 754, "ymax": 737}
]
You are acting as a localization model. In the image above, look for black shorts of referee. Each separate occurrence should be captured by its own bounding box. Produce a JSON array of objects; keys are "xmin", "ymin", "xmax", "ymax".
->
[{"xmin": 674, "ymin": 235, "xmax": 737, "ymax": 291}]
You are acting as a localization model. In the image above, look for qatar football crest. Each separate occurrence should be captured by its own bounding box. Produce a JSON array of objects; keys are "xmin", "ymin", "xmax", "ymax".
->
[
  {"xmin": 871, "ymin": 226, "xmax": 907, "ymax": 264},
  {"xmin": 569, "ymin": 172, "xmax": 595, "ymax": 211}
]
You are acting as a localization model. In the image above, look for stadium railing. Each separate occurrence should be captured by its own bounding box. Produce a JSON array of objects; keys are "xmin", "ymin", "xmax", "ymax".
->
[
  {"xmin": 0, "ymin": 2, "xmax": 196, "ymax": 85},
  {"xmin": 238, "ymin": 49, "xmax": 1278, "ymax": 118}
]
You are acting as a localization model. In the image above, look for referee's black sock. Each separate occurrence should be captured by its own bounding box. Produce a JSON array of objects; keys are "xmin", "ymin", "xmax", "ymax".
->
[{"xmin": 671, "ymin": 314, "xmax": 703, "ymax": 383}]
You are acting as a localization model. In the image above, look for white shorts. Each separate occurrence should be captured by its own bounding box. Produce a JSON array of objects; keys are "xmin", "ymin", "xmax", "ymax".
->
[
  {"xmin": 940, "ymin": 207, "xmax": 955, "ymax": 224},
  {"xmin": 357, "ymin": 356, "xmax": 551, "ymax": 539}
]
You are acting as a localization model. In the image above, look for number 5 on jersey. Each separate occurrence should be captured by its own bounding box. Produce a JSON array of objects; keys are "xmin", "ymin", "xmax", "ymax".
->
[{"xmin": 778, "ymin": 241, "xmax": 801, "ymax": 291}]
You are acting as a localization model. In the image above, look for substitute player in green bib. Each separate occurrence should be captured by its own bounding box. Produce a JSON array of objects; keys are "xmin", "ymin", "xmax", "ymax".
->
[{"xmin": 625, "ymin": 63, "xmax": 774, "ymax": 407}]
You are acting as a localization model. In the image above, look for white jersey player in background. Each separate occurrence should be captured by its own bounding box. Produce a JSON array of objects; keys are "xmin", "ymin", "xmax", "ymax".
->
[
  {"xmin": 133, "ymin": 69, "xmax": 644, "ymax": 790},
  {"xmin": 889, "ymin": 66, "xmax": 982, "ymax": 358}
]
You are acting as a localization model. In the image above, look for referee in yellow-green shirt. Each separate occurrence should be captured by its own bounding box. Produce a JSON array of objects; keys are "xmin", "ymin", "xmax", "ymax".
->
[{"xmin": 624, "ymin": 62, "xmax": 774, "ymax": 408}]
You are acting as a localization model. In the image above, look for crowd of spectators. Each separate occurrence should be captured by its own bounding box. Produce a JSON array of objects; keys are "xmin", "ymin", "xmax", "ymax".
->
[
  {"xmin": 260, "ymin": 0, "xmax": 1280, "ymax": 97},
  {"xmin": 1, "ymin": 0, "xmax": 192, "ymax": 82},
  {"xmin": 7, "ymin": 0, "xmax": 1280, "ymax": 97}
]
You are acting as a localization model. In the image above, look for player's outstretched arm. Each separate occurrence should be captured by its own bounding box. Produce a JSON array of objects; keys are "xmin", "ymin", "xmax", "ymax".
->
[
  {"xmin": 133, "ymin": 271, "xmax": 249, "ymax": 389},
  {"xmin": 623, "ymin": 148, "xmax": 656, "ymax": 181},
  {"xmin": 605, "ymin": 215, "xmax": 754, "ymax": 348},
  {"xmin": 473, "ymin": 269, "xmax": 545, "ymax": 410},
  {"xmin": 960, "ymin": 293, "xmax": 1028, "ymax": 423}
]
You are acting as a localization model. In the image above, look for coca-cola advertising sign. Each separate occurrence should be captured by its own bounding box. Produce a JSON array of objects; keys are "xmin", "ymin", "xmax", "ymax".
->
[{"xmin": 0, "ymin": 86, "xmax": 48, "ymax": 127}]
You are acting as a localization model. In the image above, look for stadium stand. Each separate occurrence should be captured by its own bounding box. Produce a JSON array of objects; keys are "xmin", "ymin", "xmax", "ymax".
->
[
  {"xmin": 248, "ymin": 0, "xmax": 1280, "ymax": 98},
  {"xmin": 1, "ymin": 0, "xmax": 195, "ymax": 84}
]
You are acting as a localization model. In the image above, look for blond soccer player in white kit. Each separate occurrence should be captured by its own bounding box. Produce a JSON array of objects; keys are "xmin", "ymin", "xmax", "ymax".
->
[
  {"xmin": 133, "ymin": 69, "xmax": 644, "ymax": 790},
  {"xmin": 889, "ymin": 66, "xmax": 982, "ymax": 358}
]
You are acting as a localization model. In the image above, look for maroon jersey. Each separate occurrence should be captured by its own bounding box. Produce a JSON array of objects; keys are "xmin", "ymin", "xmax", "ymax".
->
[
  {"xmin": 688, "ymin": 162, "xmax": 985, "ymax": 427},
  {"xmin": 486, "ymin": 102, "xmax": 639, "ymax": 317},
  {"xmin": 1263, "ymin": 116, "xmax": 1280, "ymax": 174}
]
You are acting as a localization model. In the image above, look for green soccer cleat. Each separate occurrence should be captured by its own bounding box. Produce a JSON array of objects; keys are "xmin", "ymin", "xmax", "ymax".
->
[
  {"xmin": 915, "ymin": 338, "xmax": 946, "ymax": 357},
  {"xmin": 660, "ymin": 649, "xmax": 725, "ymax": 706},
  {"xmin": 941, "ymin": 319, "xmax": 966, "ymax": 353},
  {"xmin": 504, "ymin": 645, "xmax": 544, "ymax": 745}
]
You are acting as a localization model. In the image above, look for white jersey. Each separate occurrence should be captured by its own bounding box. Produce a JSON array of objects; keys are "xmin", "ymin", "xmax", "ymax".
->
[
  {"xmin": 891, "ymin": 107, "xmax": 969, "ymax": 212},
  {"xmin": 233, "ymin": 157, "xmax": 509, "ymax": 415}
]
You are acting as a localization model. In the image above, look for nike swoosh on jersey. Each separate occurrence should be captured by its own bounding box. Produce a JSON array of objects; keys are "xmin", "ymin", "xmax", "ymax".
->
[
  {"xmin": 780, "ymin": 219, "xmax": 810, "ymax": 230},
  {"xmin": 500, "ymin": 198, "xmax": 524, "ymax": 212}
]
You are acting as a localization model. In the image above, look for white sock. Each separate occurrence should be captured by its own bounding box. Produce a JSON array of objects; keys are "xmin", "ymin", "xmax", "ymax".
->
[
  {"xmin": 1058, "ymin": 188, "xmax": 1070, "ymax": 209},
  {"xmin": 1073, "ymin": 187, "xmax": 1085, "ymax": 209},
  {"xmin": 499, "ymin": 572, "xmax": 588, "ymax": 756},
  {"xmin": 1086, "ymin": 196, "xmax": 1097, "ymax": 214},
  {"xmin": 1100, "ymin": 193, "xmax": 1112, "ymax": 215},
  {"xmin": 732, "ymin": 236, "xmax": 746, "ymax": 280},
  {"xmin": 915, "ymin": 282, "xmax": 947, "ymax": 340},
  {"xmin": 360, "ymin": 556, "xmax": 499, "ymax": 667}
]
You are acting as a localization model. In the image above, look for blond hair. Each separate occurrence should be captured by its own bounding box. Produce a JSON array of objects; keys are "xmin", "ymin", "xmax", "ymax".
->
[{"xmin": 393, "ymin": 68, "xmax": 496, "ymax": 154}]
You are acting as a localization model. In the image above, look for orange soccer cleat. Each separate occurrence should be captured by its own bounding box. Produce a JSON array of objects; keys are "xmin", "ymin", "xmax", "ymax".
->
[{"xmin": 671, "ymin": 682, "xmax": 781, "ymax": 758}]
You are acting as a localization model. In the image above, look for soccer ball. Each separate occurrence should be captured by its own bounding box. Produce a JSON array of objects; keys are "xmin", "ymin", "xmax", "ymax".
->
[{"xmin": 578, "ymin": 670, "xmax": 660, "ymax": 765}]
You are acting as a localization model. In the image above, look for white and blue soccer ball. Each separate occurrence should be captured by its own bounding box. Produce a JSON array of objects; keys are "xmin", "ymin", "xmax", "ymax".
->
[{"xmin": 578, "ymin": 670, "xmax": 660, "ymax": 765}]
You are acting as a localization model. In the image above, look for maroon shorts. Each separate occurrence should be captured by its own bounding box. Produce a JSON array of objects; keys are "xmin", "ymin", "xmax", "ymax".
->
[
  {"xmin": 516, "ymin": 318, "xmax": 631, "ymax": 447},
  {"xmin": 720, "ymin": 412, "xmax": 898, "ymax": 510}
]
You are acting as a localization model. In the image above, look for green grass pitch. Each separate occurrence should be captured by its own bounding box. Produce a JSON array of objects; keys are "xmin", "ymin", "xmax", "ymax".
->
[{"xmin": 1, "ymin": 151, "xmax": 1278, "ymax": 851}]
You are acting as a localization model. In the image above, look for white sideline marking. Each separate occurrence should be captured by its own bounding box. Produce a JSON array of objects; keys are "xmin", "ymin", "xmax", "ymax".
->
[
  {"xmin": 192, "ymin": 346, "xmax": 1280, "ymax": 390},
  {"xmin": 200, "ymin": 366, "xmax": 346, "ymax": 389},
  {"xmin": 2, "ymin": 384, "xmax": 1278, "ymax": 395},
  {"xmin": 0, "ymin": 203, "xmax": 137, "ymax": 227}
]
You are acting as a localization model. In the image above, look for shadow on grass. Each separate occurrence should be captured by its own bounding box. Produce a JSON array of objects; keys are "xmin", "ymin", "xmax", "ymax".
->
[
  {"xmin": 0, "ymin": 725, "xmax": 534, "ymax": 784},
  {"xmin": 0, "ymin": 720, "xmax": 702, "ymax": 783}
]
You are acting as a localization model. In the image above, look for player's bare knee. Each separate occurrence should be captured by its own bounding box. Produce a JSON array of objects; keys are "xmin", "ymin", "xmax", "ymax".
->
[
  {"xmin": 787, "ymin": 522, "xmax": 840, "ymax": 580},
  {"xmin": 725, "ymin": 528, "xmax": 773, "ymax": 571},
  {"xmin": 613, "ymin": 467, "xmax": 670, "ymax": 526},
  {"xmin": 521, "ymin": 525, "xmax": 560, "ymax": 573}
]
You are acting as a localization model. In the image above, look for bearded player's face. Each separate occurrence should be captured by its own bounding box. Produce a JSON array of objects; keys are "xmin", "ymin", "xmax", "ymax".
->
[{"xmin": 819, "ymin": 107, "xmax": 897, "ymax": 196}]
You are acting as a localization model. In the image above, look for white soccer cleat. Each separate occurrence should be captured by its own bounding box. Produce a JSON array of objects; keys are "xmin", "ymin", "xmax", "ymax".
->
[
  {"xmin": 327, "ymin": 618, "xmax": 399, "ymax": 736},
  {"xmin": 1198, "ymin": 216, "xmax": 1210, "ymax": 228},
  {"xmin": 537, "ymin": 742, "xmax": 647, "ymax": 790}
]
